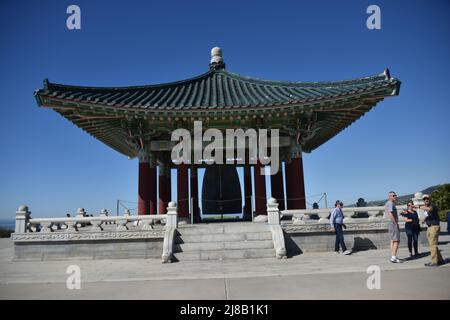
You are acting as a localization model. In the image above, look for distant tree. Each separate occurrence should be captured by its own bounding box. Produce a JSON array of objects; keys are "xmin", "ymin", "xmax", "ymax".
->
[
  {"xmin": 430, "ymin": 184, "xmax": 450, "ymax": 221},
  {"xmin": 354, "ymin": 197, "xmax": 368, "ymax": 218},
  {"xmin": 356, "ymin": 198, "xmax": 367, "ymax": 207}
]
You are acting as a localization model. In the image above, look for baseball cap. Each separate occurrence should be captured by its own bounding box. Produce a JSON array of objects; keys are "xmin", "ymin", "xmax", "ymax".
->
[{"xmin": 422, "ymin": 194, "xmax": 430, "ymax": 200}]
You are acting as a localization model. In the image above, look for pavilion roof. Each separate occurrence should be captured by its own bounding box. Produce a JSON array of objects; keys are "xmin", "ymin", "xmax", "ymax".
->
[
  {"xmin": 34, "ymin": 48, "xmax": 401, "ymax": 158},
  {"xmin": 36, "ymin": 68, "xmax": 399, "ymax": 111}
]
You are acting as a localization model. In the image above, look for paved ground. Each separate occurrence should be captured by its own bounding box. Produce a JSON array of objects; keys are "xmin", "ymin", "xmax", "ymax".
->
[{"xmin": 1, "ymin": 225, "xmax": 449, "ymax": 300}]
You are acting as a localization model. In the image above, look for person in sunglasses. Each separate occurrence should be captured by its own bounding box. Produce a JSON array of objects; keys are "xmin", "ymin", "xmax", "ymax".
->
[
  {"xmin": 401, "ymin": 201, "xmax": 420, "ymax": 257},
  {"xmin": 385, "ymin": 191, "xmax": 401, "ymax": 263}
]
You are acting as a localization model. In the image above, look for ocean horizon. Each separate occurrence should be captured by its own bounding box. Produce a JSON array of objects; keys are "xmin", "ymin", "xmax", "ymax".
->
[{"xmin": 0, "ymin": 219, "xmax": 15, "ymax": 230}]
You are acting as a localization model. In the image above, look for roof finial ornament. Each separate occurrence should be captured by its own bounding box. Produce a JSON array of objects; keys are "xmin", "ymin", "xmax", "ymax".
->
[{"xmin": 209, "ymin": 46, "xmax": 225, "ymax": 70}]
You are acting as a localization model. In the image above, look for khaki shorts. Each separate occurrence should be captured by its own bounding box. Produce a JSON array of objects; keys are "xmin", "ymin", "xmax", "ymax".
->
[{"xmin": 388, "ymin": 223, "xmax": 400, "ymax": 241}]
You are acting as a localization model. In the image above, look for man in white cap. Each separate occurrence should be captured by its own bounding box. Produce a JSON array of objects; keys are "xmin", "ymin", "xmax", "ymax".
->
[{"xmin": 421, "ymin": 194, "xmax": 444, "ymax": 267}]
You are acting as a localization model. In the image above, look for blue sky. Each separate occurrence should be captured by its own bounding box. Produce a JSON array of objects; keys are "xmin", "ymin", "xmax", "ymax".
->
[{"xmin": 0, "ymin": 0, "xmax": 449, "ymax": 219}]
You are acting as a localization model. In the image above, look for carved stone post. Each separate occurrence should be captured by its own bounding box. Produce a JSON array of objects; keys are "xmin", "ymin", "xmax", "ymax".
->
[
  {"xmin": 267, "ymin": 198, "xmax": 280, "ymax": 225},
  {"xmin": 76, "ymin": 208, "xmax": 86, "ymax": 229},
  {"xmin": 162, "ymin": 201, "xmax": 178, "ymax": 263},
  {"xmin": 266, "ymin": 198, "xmax": 287, "ymax": 259},
  {"xmin": 15, "ymin": 205, "xmax": 30, "ymax": 233},
  {"xmin": 91, "ymin": 209, "xmax": 105, "ymax": 231},
  {"xmin": 166, "ymin": 202, "xmax": 178, "ymax": 229},
  {"xmin": 76, "ymin": 208, "xmax": 86, "ymax": 217}
]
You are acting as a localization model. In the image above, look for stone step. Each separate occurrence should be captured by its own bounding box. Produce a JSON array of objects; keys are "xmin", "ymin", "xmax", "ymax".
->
[
  {"xmin": 175, "ymin": 232, "xmax": 272, "ymax": 243},
  {"xmin": 173, "ymin": 248, "xmax": 275, "ymax": 261},
  {"xmin": 174, "ymin": 239, "xmax": 274, "ymax": 252},
  {"xmin": 177, "ymin": 223, "xmax": 269, "ymax": 235}
]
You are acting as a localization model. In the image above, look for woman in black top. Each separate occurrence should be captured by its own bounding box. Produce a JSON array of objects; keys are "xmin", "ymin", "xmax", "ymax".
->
[{"xmin": 402, "ymin": 201, "xmax": 420, "ymax": 257}]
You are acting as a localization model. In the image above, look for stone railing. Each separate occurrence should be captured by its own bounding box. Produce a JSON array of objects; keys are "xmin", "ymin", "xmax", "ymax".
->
[
  {"xmin": 280, "ymin": 205, "xmax": 410, "ymax": 225},
  {"xmin": 14, "ymin": 203, "xmax": 178, "ymax": 263},
  {"xmin": 14, "ymin": 206, "xmax": 174, "ymax": 233}
]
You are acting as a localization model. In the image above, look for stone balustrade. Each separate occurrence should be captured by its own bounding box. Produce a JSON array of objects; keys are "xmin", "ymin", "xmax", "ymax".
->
[
  {"xmin": 281, "ymin": 205, "xmax": 410, "ymax": 225},
  {"xmin": 15, "ymin": 206, "xmax": 177, "ymax": 234}
]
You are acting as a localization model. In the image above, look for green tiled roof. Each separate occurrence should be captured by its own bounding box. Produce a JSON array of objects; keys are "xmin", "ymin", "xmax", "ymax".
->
[
  {"xmin": 36, "ymin": 68, "xmax": 400, "ymax": 110},
  {"xmin": 34, "ymin": 62, "xmax": 401, "ymax": 158}
]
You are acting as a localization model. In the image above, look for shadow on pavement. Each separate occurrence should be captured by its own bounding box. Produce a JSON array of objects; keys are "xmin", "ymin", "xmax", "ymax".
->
[
  {"xmin": 284, "ymin": 236, "xmax": 303, "ymax": 258},
  {"xmin": 351, "ymin": 237, "xmax": 377, "ymax": 252},
  {"xmin": 403, "ymin": 252, "xmax": 430, "ymax": 261}
]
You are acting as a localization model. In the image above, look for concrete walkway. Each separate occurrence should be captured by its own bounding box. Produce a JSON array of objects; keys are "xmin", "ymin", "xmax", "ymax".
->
[{"xmin": 1, "ymin": 228, "xmax": 449, "ymax": 299}]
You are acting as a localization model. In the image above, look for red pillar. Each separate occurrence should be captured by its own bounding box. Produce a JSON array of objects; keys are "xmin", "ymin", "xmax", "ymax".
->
[
  {"xmin": 190, "ymin": 166, "xmax": 200, "ymax": 222},
  {"xmin": 285, "ymin": 157, "xmax": 306, "ymax": 209},
  {"xmin": 158, "ymin": 165, "xmax": 171, "ymax": 214},
  {"xmin": 177, "ymin": 164, "xmax": 189, "ymax": 217},
  {"xmin": 149, "ymin": 165, "xmax": 157, "ymax": 215},
  {"xmin": 270, "ymin": 166, "xmax": 285, "ymax": 210},
  {"xmin": 243, "ymin": 164, "xmax": 252, "ymax": 219},
  {"xmin": 254, "ymin": 161, "xmax": 267, "ymax": 215},
  {"xmin": 138, "ymin": 161, "xmax": 151, "ymax": 215}
]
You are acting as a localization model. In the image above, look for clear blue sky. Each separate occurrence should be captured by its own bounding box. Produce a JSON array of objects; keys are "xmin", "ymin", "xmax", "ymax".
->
[{"xmin": 0, "ymin": 0, "xmax": 449, "ymax": 218}]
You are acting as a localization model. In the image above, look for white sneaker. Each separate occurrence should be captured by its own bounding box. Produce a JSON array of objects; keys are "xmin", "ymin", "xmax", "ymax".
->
[
  {"xmin": 334, "ymin": 251, "xmax": 340, "ymax": 254},
  {"xmin": 343, "ymin": 250, "xmax": 352, "ymax": 255},
  {"xmin": 390, "ymin": 257, "xmax": 401, "ymax": 263}
]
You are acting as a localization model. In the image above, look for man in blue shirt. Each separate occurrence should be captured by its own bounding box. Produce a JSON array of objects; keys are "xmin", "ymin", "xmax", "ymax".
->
[{"xmin": 330, "ymin": 200, "xmax": 351, "ymax": 255}]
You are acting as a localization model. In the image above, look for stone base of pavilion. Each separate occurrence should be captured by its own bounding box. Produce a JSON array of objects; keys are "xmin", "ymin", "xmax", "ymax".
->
[
  {"xmin": 11, "ymin": 222, "xmax": 428, "ymax": 261},
  {"xmin": 12, "ymin": 230, "xmax": 165, "ymax": 261},
  {"xmin": 11, "ymin": 199, "xmax": 430, "ymax": 261}
]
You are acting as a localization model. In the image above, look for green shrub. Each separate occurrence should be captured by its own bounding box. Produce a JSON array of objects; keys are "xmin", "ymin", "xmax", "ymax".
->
[
  {"xmin": 0, "ymin": 228, "xmax": 13, "ymax": 238},
  {"xmin": 438, "ymin": 209, "xmax": 449, "ymax": 222},
  {"xmin": 431, "ymin": 184, "xmax": 450, "ymax": 219}
]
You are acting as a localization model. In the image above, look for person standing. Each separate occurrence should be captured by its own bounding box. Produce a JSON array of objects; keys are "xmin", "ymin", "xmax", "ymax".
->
[
  {"xmin": 330, "ymin": 200, "xmax": 351, "ymax": 255},
  {"xmin": 401, "ymin": 201, "xmax": 420, "ymax": 257},
  {"xmin": 421, "ymin": 194, "xmax": 444, "ymax": 267},
  {"xmin": 385, "ymin": 191, "xmax": 401, "ymax": 263}
]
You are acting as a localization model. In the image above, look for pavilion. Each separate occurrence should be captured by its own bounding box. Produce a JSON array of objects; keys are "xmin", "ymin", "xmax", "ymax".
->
[{"xmin": 34, "ymin": 47, "xmax": 401, "ymax": 222}]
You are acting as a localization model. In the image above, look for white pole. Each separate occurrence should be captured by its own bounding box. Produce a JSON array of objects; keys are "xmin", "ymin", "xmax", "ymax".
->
[
  {"xmin": 190, "ymin": 197, "xmax": 194, "ymax": 224},
  {"xmin": 251, "ymin": 195, "xmax": 254, "ymax": 222}
]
